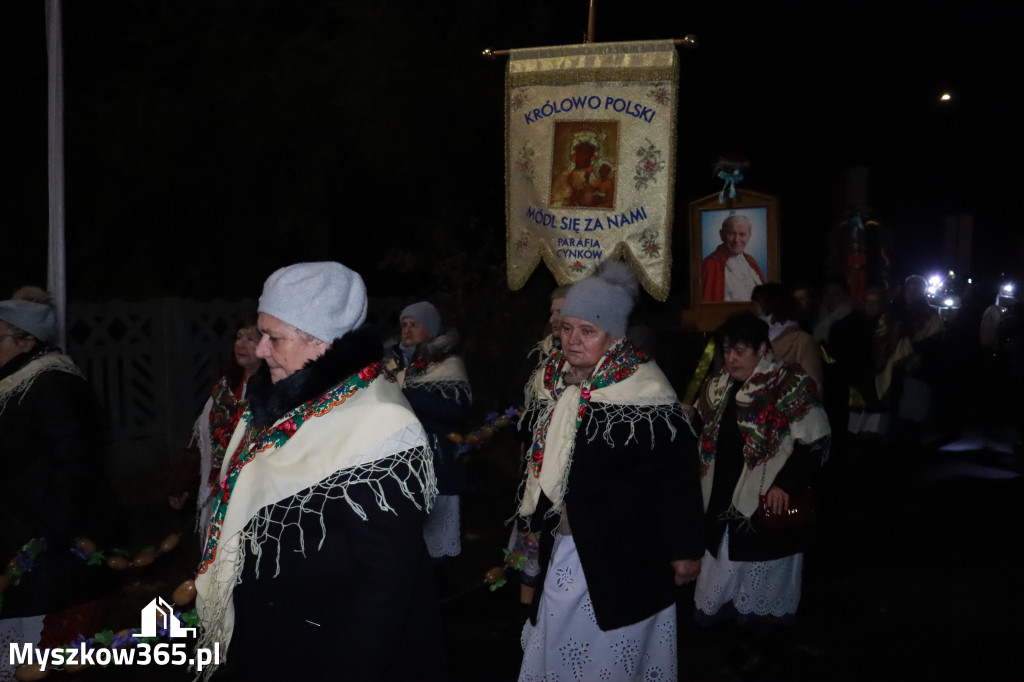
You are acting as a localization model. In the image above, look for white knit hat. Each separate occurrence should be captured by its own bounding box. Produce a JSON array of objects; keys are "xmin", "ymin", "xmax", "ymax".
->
[
  {"xmin": 258, "ymin": 262, "xmax": 367, "ymax": 343},
  {"xmin": 559, "ymin": 260, "xmax": 639, "ymax": 338}
]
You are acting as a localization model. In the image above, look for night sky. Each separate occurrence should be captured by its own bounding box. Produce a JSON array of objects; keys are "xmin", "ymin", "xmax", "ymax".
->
[{"xmin": 4, "ymin": 0, "xmax": 1022, "ymax": 306}]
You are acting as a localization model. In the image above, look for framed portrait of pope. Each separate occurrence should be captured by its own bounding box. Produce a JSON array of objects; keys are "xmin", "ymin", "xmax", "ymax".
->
[{"xmin": 685, "ymin": 189, "xmax": 780, "ymax": 331}]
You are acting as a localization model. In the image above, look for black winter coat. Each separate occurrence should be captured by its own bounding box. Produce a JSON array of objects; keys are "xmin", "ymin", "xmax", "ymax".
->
[
  {"xmin": 523, "ymin": 403, "xmax": 704, "ymax": 632},
  {"xmin": 386, "ymin": 339, "xmax": 471, "ymax": 496},
  {"xmin": 0, "ymin": 349, "xmax": 116, "ymax": 618},
  {"xmin": 221, "ymin": 328, "xmax": 446, "ymax": 681}
]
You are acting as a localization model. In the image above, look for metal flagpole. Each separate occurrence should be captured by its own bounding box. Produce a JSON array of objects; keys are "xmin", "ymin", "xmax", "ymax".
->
[{"xmin": 46, "ymin": 0, "xmax": 67, "ymax": 349}]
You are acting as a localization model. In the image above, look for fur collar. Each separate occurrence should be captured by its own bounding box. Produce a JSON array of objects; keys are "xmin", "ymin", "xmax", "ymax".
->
[{"xmin": 247, "ymin": 325, "xmax": 383, "ymax": 429}]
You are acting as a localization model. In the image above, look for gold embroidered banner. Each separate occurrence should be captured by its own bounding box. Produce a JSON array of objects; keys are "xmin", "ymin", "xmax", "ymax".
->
[{"xmin": 505, "ymin": 40, "xmax": 678, "ymax": 301}]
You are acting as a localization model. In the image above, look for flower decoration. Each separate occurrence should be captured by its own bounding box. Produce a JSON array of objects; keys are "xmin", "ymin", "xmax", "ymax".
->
[
  {"xmin": 448, "ymin": 406, "xmax": 521, "ymax": 457},
  {"xmin": 634, "ymin": 138, "xmax": 665, "ymax": 191},
  {"xmin": 517, "ymin": 143, "xmax": 537, "ymax": 183},
  {"xmin": 0, "ymin": 538, "xmax": 47, "ymax": 613},
  {"xmin": 515, "ymin": 229, "xmax": 530, "ymax": 250},
  {"xmin": 510, "ymin": 90, "xmax": 529, "ymax": 111},
  {"xmin": 492, "ymin": 530, "xmax": 542, "ymax": 591},
  {"xmin": 648, "ymin": 84, "xmax": 670, "ymax": 104},
  {"xmin": 629, "ymin": 228, "xmax": 661, "ymax": 259},
  {"xmin": 2, "ymin": 531, "xmax": 186, "ymax": 616}
]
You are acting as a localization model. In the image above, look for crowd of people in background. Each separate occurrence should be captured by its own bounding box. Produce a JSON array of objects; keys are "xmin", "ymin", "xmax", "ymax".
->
[{"xmin": 2, "ymin": 259, "xmax": 1021, "ymax": 682}]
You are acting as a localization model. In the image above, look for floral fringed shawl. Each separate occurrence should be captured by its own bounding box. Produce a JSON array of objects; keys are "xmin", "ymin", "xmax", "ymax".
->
[
  {"xmin": 193, "ymin": 378, "xmax": 250, "ymax": 528},
  {"xmin": 385, "ymin": 331, "xmax": 472, "ymax": 403},
  {"xmin": 193, "ymin": 364, "xmax": 435, "ymax": 678},
  {"xmin": 695, "ymin": 352, "xmax": 830, "ymax": 519},
  {"xmin": 518, "ymin": 339, "xmax": 687, "ymax": 520},
  {"xmin": 0, "ymin": 350, "xmax": 82, "ymax": 417}
]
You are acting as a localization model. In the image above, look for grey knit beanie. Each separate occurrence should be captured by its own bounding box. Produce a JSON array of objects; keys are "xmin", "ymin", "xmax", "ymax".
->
[
  {"xmin": 400, "ymin": 301, "xmax": 441, "ymax": 338},
  {"xmin": 0, "ymin": 300, "xmax": 57, "ymax": 343},
  {"xmin": 258, "ymin": 262, "xmax": 367, "ymax": 343},
  {"xmin": 559, "ymin": 261, "xmax": 638, "ymax": 338}
]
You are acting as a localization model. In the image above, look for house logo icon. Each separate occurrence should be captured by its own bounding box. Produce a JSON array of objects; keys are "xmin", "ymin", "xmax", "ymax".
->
[{"xmin": 137, "ymin": 597, "xmax": 197, "ymax": 638}]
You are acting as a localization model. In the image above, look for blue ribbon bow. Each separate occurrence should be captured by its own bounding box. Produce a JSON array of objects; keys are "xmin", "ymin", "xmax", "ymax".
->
[{"xmin": 718, "ymin": 170, "xmax": 743, "ymax": 203}]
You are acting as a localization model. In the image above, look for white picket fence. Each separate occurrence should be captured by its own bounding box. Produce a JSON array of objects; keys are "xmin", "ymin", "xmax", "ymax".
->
[{"xmin": 67, "ymin": 298, "xmax": 256, "ymax": 494}]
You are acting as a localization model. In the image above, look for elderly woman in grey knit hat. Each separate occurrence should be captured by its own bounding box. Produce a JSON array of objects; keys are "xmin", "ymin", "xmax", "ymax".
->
[
  {"xmin": 514, "ymin": 261, "xmax": 705, "ymax": 682},
  {"xmin": 384, "ymin": 301, "xmax": 472, "ymax": 561},
  {"xmin": 1, "ymin": 289, "xmax": 114, "ymax": 669}
]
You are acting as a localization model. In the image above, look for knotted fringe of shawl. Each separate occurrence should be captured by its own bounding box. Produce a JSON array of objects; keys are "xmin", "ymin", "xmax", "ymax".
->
[
  {"xmin": 0, "ymin": 351, "xmax": 82, "ymax": 417},
  {"xmin": 695, "ymin": 352, "xmax": 830, "ymax": 524},
  {"xmin": 190, "ymin": 408, "xmax": 212, "ymax": 534},
  {"xmin": 243, "ymin": 436, "xmax": 435, "ymax": 580},
  {"xmin": 403, "ymin": 355, "xmax": 473, "ymax": 403},
  {"xmin": 190, "ymin": 392, "xmax": 220, "ymax": 534},
  {"xmin": 193, "ymin": 376, "xmax": 434, "ymax": 680},
  {"xmin": 516, "ymin": 340, "xmax": 686, "ymax": 524}
]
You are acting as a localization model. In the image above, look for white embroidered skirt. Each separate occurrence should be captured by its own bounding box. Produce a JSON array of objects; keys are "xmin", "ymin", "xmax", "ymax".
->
[
  {"xmin": 0, "ymin": 615, "xmax": 45, "ymax": 681},
  {"xmin": 694, "ymin": 528, "xmax": 803, "ymax": 620},
  {"xmin": 423, "ymin": 493, "xmax": 461, "ymax": 558},
  {"xmin": 519, "ymin": 534, "xmax": 677, "ymax": 682}
]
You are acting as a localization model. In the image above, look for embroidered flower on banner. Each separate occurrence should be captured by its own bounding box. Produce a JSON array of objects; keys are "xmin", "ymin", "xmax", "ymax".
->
[
  {"xmin": 517, "ymin": 143, "xmax": 537, "ymax": 183},
  {"xmin": 634, "ymin": 138, "xmax": 665, "ymax": 191},
  {"xmin": 516, "ymin": 229, "xmax": 531, "ymax": 250},
  {"xmin": 570, "ymin": 260, "xmax": 586, "ymax": 273},
  {"xmin": 648, "ymin": 84, "xmax": 670, "ymax": 105},
  {"xmin": 629, "ymin": 228, "xmax": 661, "ymax": 259},
  {"xmin": 510, "ymin": 90, "xmax": 529, "ymax": 111}
]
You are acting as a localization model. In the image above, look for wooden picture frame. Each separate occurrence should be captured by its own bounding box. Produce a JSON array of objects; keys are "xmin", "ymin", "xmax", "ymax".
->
[{"xmin": 684, "ymin": 189, "xmax": 780, "ymax": 331}]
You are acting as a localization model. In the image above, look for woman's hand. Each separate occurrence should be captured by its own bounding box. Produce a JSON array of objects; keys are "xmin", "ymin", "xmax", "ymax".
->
[
  {"xmin": 671, "ymin": 559, "xmax": 701, "ymax": 585},
  {"xmin": 522, "ymin": 532, "xmax": 539, "ymax": 557},
  {"xmin": 765, "ymin": 486, "xmax": 790, "ymax": 515}
]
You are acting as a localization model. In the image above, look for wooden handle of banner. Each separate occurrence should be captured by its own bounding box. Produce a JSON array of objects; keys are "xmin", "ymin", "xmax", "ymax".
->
[
  {"xmin": 481, "ymin": 35, "xmax": 697, "ymax": 59},
  {"xmin": 587, "ymin": 0, "xmax": 597, "ymax": 44}
]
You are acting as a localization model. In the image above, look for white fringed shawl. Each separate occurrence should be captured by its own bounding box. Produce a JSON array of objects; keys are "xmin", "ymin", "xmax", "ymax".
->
[{"xmin": 193, "ymin": 374, "xmax": 434, "ymax": 677}]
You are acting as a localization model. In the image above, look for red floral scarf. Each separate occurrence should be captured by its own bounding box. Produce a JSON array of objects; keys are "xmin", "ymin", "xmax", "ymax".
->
[{"xmin": 528, "ymin": 340, "xmax": 648, "ymax": 478}]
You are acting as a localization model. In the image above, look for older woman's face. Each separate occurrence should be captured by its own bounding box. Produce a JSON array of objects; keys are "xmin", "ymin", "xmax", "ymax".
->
[
  {"xmin": 0, "ymin": 321, "xmax": 37, "ymax": 370},
  {"xmin": 722, "ymin": 341, "xmax": 766, "ymax": 382},
  {"xmin": 255, "ymin": 313, "xmax": 328, "ymax": 383},
  {"xmin": 233, "ymin": 325, "xmax": 263, "ymax": 375},
  {"xmin": 400, "ymin": 317, "xmax": 432, "ymax": 347},
  {"xmin": 561, "ymin": 316, "xmax": 616, "ymax": 371}
]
